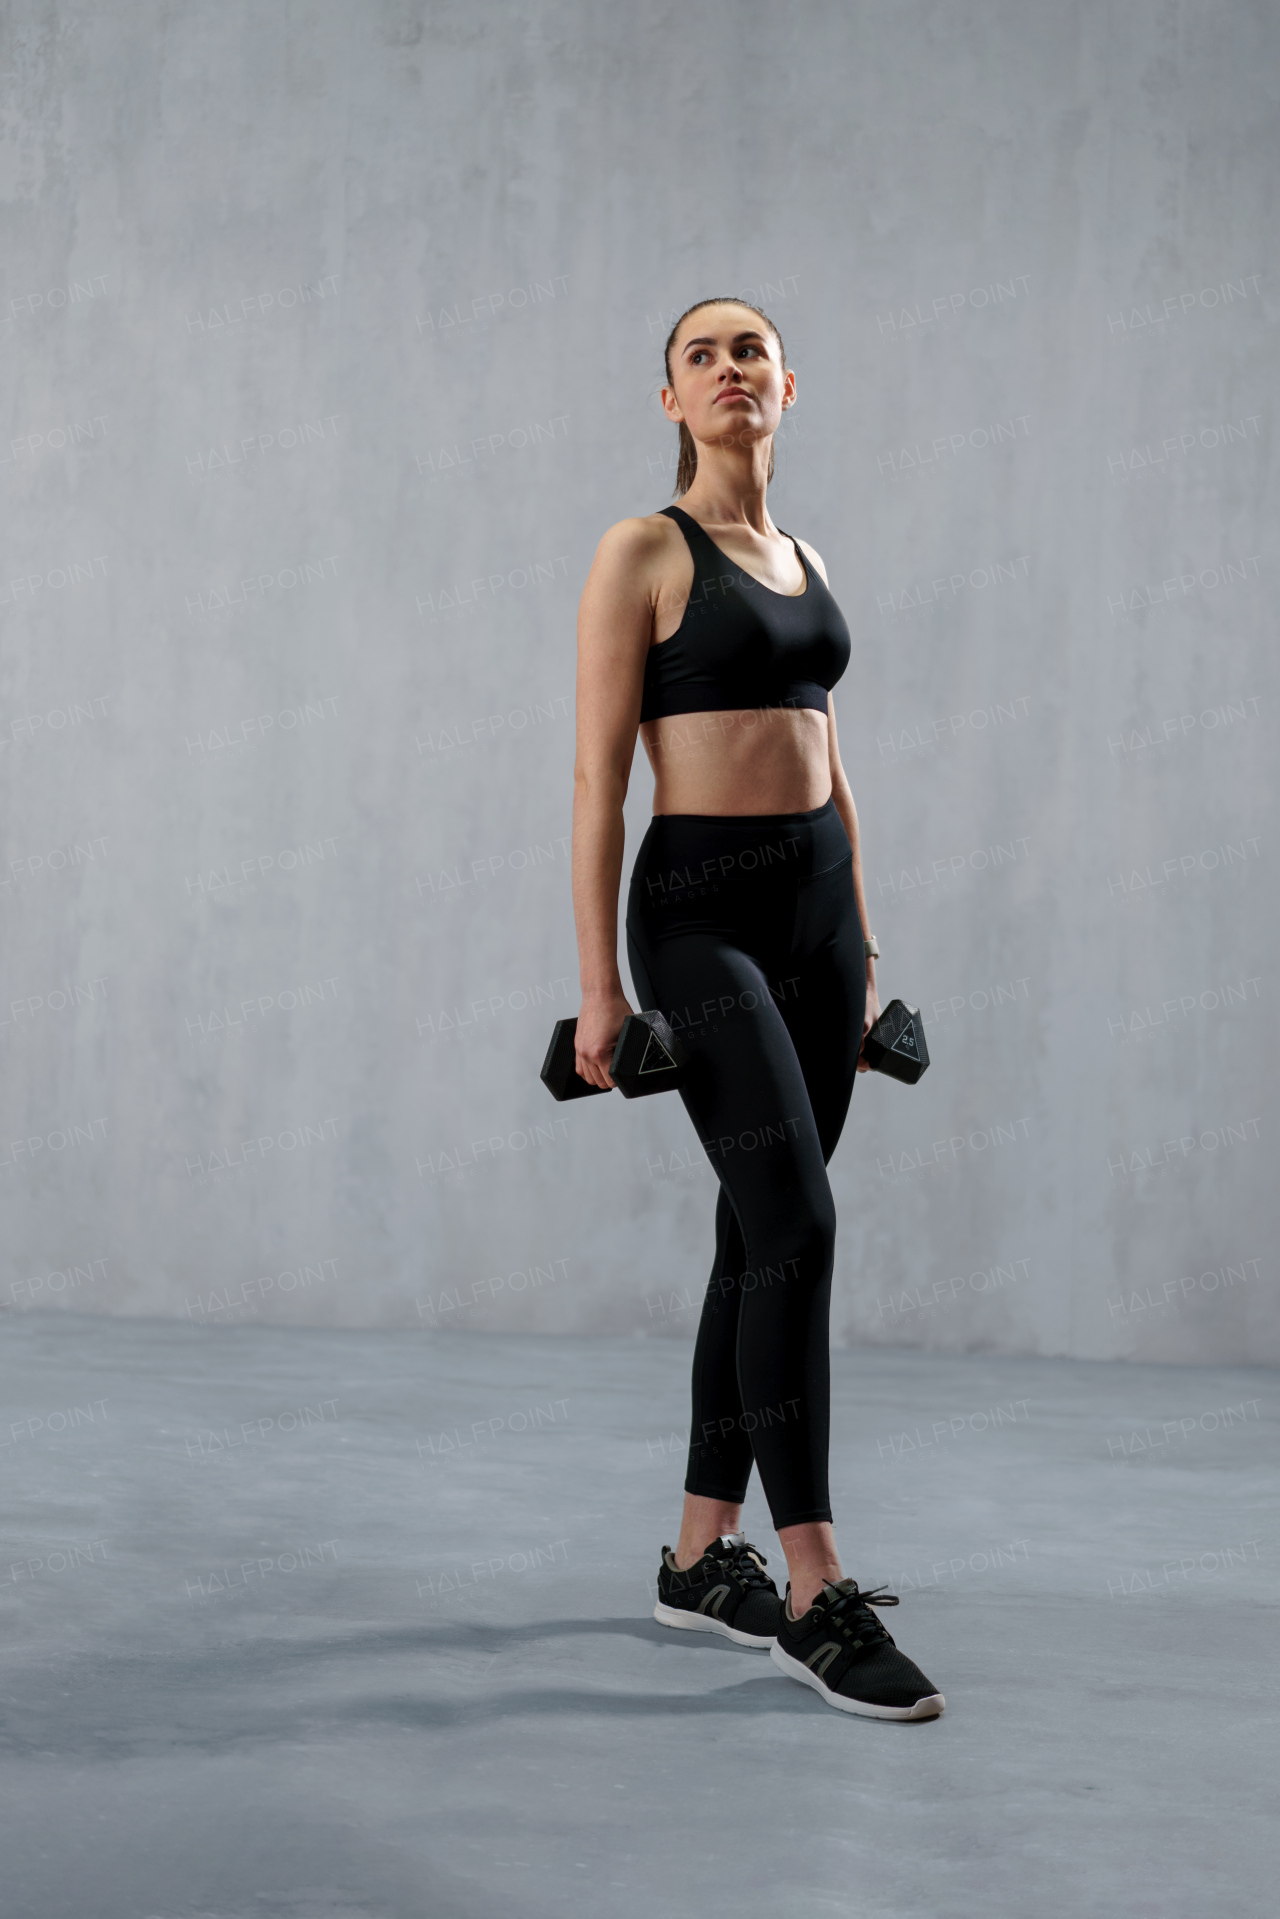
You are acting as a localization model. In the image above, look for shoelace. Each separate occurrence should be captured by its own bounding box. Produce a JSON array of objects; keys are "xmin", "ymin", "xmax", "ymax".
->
[
  {"xmin": 818, "ymin": 1581, "xmax": 899, "ymax": 1646},
  {"xmin": 714, "ymin": 1539, "xmax": 776, "ymax": 1592}
]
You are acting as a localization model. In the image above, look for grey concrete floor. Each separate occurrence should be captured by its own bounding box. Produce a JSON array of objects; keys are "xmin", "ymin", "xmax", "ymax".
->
[{"xmin": 0, "ymin": 1311, "xmax": 1275, "ymax": 1919}]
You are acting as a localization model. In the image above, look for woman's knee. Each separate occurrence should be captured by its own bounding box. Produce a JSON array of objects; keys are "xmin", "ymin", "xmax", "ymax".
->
[
  {"xmin": 789, "ymin": 1211, "xmax": 837, "ymax": 1283},
  {"xmin": 739, "ymin": 1193, "xmax": 835, "ymax": 1294}
]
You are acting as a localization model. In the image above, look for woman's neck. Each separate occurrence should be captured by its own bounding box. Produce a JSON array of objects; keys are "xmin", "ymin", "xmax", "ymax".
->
[{"xmin": 677, "ymin": 442, "xmax": 775, "ymax": 533}]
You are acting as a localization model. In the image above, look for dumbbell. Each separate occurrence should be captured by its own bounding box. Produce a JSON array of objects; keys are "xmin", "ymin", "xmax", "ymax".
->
[
  {"xmin": 540, "ymin": 1010, "xmax": 686, "ymax": 1101},
  {"xmin": 861, "ymin": 998, "xmax": 930, "ymax": 1084}
]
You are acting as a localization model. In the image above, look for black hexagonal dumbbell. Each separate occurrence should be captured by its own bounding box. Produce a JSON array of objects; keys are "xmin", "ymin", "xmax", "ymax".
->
[
  {"xmin": 540, "ymin": 1010, "xmax": 686, "ymax": 1101},
  {"xmin": 860, "ymin": 998, "xmax": 930, "ymax": 1084}
]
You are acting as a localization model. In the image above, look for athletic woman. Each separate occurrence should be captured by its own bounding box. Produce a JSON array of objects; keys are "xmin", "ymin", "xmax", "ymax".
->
[{"xmin": 570, "ymin": 298, "xmax": 944, "ymax": 1720}]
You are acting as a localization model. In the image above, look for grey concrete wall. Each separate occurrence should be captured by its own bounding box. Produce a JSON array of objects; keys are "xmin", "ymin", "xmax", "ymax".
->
[{"xmin": 3, "ymin": 0, "xmax": 1276, "ymax": 1362}]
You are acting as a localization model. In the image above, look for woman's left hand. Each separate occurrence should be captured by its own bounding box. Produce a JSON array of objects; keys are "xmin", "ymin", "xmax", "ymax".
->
[{"xmin": 856, "ymin": 983, "xmax": 881, "ymax": 1072}]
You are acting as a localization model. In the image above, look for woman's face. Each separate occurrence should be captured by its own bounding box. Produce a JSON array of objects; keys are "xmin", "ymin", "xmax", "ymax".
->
[{"xmin": 662, "ymin": 303, "xmax": 794, "ymax": 453}]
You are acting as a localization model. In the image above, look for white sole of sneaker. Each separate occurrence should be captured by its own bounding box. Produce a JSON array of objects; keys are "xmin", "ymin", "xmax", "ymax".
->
[
  {"xmin": 769, "ymin": 1639, "xmax": 945, "ymax": 1718},
  {"xmin": 653, "ymin": 1601, "xmax": 774, "ymax": 1649}
]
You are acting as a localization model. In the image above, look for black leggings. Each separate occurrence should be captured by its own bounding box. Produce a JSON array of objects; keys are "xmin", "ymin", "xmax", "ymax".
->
[{"xmin": 625, "ymin": 798, "xmax": 865, "ymax": 1530}]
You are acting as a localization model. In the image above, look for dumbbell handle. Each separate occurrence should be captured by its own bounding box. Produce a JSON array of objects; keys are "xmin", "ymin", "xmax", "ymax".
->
[{"xmin": 540, "ymin": 1011, "xmax": 685, "ymax": 1102}]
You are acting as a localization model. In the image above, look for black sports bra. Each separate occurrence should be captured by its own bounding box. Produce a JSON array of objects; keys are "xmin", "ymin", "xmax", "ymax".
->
[{"xmin": 639, "ymin": 504, "xmax": 851, "ymax": 724}]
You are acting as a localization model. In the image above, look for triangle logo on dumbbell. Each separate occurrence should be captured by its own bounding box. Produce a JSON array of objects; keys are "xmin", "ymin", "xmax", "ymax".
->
[
  {"xmin": 638, "ymin": 1029, "xmax": 678, "ymax": 1074},
  {"xmin": 890, "ymin": 1023, "xmax": 919, "ymax": 1059}
]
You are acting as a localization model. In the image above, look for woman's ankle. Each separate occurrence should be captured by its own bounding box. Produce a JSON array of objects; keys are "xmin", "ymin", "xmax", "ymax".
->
[
  {"xmin": 778, "ymin": 1519, "xmax": 844, "ymax": 1617},
  {"xmin": 673, "ymin": 1530, "xmax": 733, "ymax": 1570},
  {"xmin": 786, "ymin": 1566, "xmax": 843, "ymax": 1618},
  {"xmin": 673, "ymin": 1494, "xmax": 742, "ymax": 1568}
]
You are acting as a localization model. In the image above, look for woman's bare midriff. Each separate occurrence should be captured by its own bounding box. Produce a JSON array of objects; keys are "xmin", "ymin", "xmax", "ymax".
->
[{"xmin": 640, "ymin": 705, "xmax": 832, "ymax": 816}]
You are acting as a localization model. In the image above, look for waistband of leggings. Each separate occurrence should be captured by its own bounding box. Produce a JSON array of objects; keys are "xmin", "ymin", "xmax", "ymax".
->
[
  {"xmin": 648, "ymin": 797, "xmax": 838, "ymax": 831},
  {"xmin": 632, "ymin": 796, "xmax": 848, "ymax": 888}
]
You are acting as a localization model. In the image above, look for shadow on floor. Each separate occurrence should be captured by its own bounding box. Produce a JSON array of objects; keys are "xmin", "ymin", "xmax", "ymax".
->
[{"xmin": 12, "ymin": 1616, "xmax": 875, "ymax": 1763}]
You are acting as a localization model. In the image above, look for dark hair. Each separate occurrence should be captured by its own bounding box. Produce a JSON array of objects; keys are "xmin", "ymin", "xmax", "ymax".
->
[{"xmin": 663, "ymin": 297, "xmax": 788, "ymax": 498}]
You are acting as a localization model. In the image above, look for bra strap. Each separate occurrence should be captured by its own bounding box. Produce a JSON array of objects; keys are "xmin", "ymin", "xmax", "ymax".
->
[
  {"xmin": 776, "ymin": 527, "xmax": 810, "ymax": 582},
  {"xmin": 659, "ymin": 503, "xmax": 718, "ymax": 563}
]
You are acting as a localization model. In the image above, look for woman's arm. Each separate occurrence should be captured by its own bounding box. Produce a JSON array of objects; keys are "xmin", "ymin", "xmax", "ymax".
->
[
  {"xmin": 571, "ymin": 519, "xmax": 662, "ymax": 1088},
  {"xmin": 827, "ymin": 694, "xmax": 881, "ymax": 1071},
  {"xmin": 796, "ymin": 536, "xmax": 881, "ymax": 1070}
]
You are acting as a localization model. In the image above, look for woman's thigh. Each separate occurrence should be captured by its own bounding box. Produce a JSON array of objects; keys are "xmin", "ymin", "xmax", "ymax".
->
[
  {"xmin": 778, "ymin": 858, "xmax": 867, "ymax": 1163},
  {"xmin": 626, "ymin": 927, "xmax": 832, "ymax": 1262}
]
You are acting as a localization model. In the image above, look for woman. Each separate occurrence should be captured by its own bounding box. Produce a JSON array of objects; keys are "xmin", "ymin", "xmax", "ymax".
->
[{"xmin": 570, "ymin": 298, "xmax": 944, "ymax": 1721}]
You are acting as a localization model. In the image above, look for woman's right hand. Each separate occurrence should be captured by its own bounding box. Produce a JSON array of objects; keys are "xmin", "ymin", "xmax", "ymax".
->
[{"xmin": 574, "ymin": 987, "xmax": 634, "ymax": 1090}]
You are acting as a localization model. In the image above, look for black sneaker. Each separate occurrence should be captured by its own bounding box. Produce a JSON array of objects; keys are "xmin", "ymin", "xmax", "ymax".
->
[
  {"xmin": 770, "ymin": 1578, "xmax": 945, "ymax": 1719},
  {"xmin": 653, "ymin": 1533, "xmax": 783, "ymax": 1648}
]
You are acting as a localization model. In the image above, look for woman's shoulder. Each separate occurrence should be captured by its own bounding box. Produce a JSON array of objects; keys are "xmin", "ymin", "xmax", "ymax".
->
[
  {"xmin": 588, "ymin": 510, "xmax": 686, "ymax": 581},
  {"xmin": 594, "ymin": 509, "xmax": 682, "ymax": 556}
]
